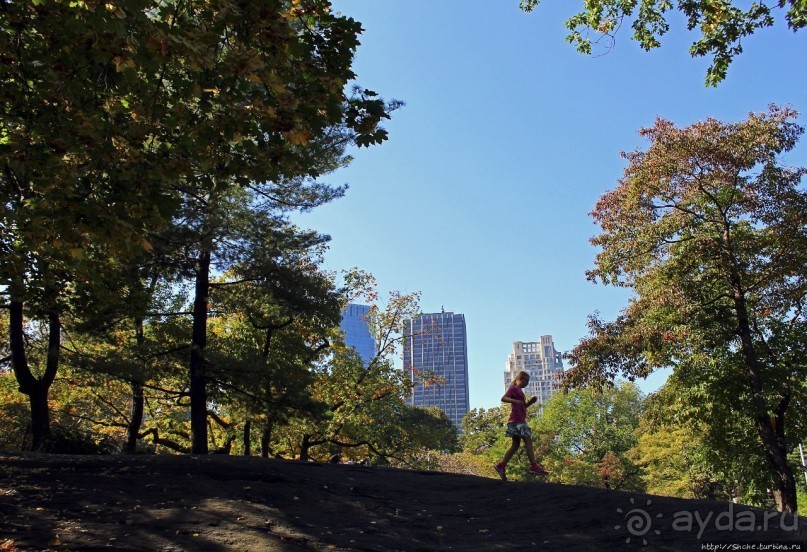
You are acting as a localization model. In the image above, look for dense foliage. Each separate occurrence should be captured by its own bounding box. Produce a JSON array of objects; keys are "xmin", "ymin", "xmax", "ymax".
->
[
  {"xmin": 565, "ymin": 106, "xmax": 807, "ymax": 512},
  {"xmin": 0, "ymin": 0, "xmax": 457, "ymax": 466},
  {"xmin": 454, "ymin": 380, "xmax": 807, "ymax": 510}
]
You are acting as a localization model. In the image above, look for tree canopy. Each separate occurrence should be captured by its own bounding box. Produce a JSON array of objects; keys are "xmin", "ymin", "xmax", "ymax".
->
[
  {"xmin": 534, "ymin": 382, "xmax": 645, "ymax": 490},
  {"xmin": 0, "ymin": 0, "xmax": 398, "ymax": 453},
  {"xmin": 631, "ymin": 377, "xmax": 775, "ymax": 504},
  {"xmin": 567, "ymin": 106, "xmax": 807, "ymax": 512},
  {"xmin": 520, "ymin": 0, "xmax": 806, "ymax": 85}
]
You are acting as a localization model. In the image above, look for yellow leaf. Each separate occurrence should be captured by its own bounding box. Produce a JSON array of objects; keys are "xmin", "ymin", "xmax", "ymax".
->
[
  {"xmin": 141, "ymin": 239, "xmax": 154, "ymax": 252},
  {"xmin": 0, "ymin": 538, "xmax": 19, "ymax": 551},
  {"xmin": 283, "ymin": 129, "xmax": 311, "ymax": 146},
  {"xmin": 113, "ymin": 57, "xmax": 136, "ymax": 72},
  {"xmin": 69, "ymin": 248, "xmax": 85, "ymax": 259}
]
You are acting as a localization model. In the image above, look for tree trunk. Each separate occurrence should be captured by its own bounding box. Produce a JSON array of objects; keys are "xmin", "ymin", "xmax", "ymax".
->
[
  {"xmin": 190, "ymin": 249, "xmax": 211, "ymax": 454},
  {"xmin": 733, "ymin": 287, "xmax": 797, "ymax": 512},
  {"xmin": 28, "ymin": 385, "xmax": 51, "ymax": 451},
  {"xmin": 243, "ymin": 420, "xmax": 251, "ymax": 456},
  {"xmin": 125, "ymin": 317, "xmax": 147, "ymax": 454},
  {"xmin": 261, "ymin": 425, "xmax": 272, "ymax": 458},
  {"xmin": 753, "ymin": 407, "xmax": 797, "ymax": 513},
  {"xmin": 300, "ymin": 434, "xmax": 311, "ymax": 462},
  {"xmin": 260, "ymin": 328, "xmax": 274, "ymax": 459},
  {"xmin": 9, "ymin": 300, "xmax": 60, "ymax": 451},
  {"xmin": 125, "ymin": 381, "xmax": 145, "ymax": 454},
  {"xmin": 721, "ymin": 220, "xmax": 798, "ymax": 514}
]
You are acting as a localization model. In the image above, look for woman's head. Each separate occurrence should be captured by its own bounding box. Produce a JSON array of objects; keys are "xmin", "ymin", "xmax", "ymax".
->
[{"xmin": 515, "ymin": 371, "xmax": 530, "ymax": 387}]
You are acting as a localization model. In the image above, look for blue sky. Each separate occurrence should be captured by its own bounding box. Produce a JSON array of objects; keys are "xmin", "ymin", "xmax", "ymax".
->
[{"xmin": 297, "ymin": 0, "xmax": 807, "ymax": 410}]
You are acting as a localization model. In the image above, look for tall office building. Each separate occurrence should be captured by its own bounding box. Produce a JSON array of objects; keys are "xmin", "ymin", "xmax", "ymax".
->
[
  {"xmin": 403, "ymin": 310, "xmax": 470, "ymax": 430},
  {"xmin": 504, "ymin": 335, "xmax": 564, "ymax": 406},
  {"xmin": 340, "ymin": 304, "xmax": 376, "ymax": 366}
]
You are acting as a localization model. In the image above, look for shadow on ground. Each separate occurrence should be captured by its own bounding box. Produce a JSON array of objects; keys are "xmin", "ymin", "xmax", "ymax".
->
[{"xmin": 1, "ymin": 453, "xmax": 804, "ymax": 551}]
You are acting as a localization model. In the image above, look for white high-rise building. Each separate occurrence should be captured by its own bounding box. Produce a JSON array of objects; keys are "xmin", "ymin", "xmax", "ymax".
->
[{"xmin": 503, "ymin": 335, "xmax": 564, "ymax": 406}]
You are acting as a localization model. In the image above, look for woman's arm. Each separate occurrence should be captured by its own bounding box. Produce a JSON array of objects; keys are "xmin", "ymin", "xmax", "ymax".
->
[{"xmin": 501, "ymin": 391, "xmax": 524, "ymax": 406}]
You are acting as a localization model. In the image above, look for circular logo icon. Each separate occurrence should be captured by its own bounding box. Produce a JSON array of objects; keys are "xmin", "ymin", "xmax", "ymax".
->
[{"xmin": 615, "ymin": 498, "xmax": 663, "ymax": 545}]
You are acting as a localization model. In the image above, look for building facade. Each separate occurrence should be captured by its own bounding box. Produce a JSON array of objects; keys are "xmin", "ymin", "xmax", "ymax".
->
[
  {"xmin": 403, "ymin": 310, "xmax": 470, "ymax": 430},
  {"xmin": 504, "ymin": 335, "xmax": 564, "ymax": 406},
  {"xmin": 340, "ymin": 303, "xmax": 376, "ymax": 366}
]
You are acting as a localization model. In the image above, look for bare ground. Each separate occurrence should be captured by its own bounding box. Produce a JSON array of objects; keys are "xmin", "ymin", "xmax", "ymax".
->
[{"xmin": 0, "ymin": 452, "xmax": 805, "ymax": 551}]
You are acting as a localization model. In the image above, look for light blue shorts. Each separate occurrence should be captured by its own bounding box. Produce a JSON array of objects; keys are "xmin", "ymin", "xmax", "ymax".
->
[{"xmin": 505, "ymin": 422, "xmax": 532, "ymax": 438}]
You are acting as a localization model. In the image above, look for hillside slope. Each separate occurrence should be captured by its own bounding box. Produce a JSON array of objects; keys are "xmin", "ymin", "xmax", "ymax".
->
[{"xmin": 1, "ymin": 453, "xmax": 804, "ymax": 551}]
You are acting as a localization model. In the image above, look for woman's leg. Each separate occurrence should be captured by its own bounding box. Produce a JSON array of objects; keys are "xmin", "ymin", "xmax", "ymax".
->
[
  {"xmin": 502, "ymin": 437, "xmax": 521, "ymax": 465},
  {"xmin": 523, "ymin": 436, "xmax": 537, "ymax": 465}
]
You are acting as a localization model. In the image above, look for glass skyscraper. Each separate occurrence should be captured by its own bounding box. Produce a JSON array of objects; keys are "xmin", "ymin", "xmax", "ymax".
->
[
  {"xmin": 340, "ymin": 303, "xmax": 376, "ymax": 366},
  {"xmin": 403, "ymin": 310, "xmax": 469, "ymax": 430}
]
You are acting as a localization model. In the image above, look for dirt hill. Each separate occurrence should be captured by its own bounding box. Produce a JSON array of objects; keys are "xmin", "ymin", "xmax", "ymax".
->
[{"xmin": 0, "ymin": 452, "xmax": 805, "ymax": 551}]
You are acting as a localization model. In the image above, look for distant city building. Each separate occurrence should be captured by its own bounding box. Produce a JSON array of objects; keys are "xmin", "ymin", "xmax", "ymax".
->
[
  {"xmin": 340, "ymin": 304, "xmax": 376, "ymax": 366},
  {"xmin": 504, "ymin": 335, "xmax": 564, "ymax": 406},
  {"xmin": 403, "ymin": 310, "xmax": 470, "ymax": 431}
]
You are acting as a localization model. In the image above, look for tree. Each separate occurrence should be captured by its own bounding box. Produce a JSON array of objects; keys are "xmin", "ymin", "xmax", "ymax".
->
[
  {"xmin": 1, "ymin": 0, "xmax": 394, "ymax": 452},
  {"xmin": 567, "ymin": 106, "xmax": 807, "ymax": 512},
  {"xmin": 454, "ymin": 406, "xmax": 511, "ymax": 478},
  {"xmin": 533, "ymin": 382, "xmax": 645, "ymax": 489},
  {"xmin": 461, "ymin": 406, "xmax": 508, "ymax": 455},
  {"xmin": 204, "ymin": 212, "xmax": 346, "ymax": 458},
  {"xmin": 520, "ymin": 0, "xmax": 806, "ymax": 85},
  {"xmin": 383, "ymin": 406, "xmax": 460, "ymax": 468},
  {"xmin": 280, "ymin": 288, "xmax": 438, "ymax": 464},
  {"xmin": 631, "ymin": 380, "xmax": 772, "ymax": 504}
]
